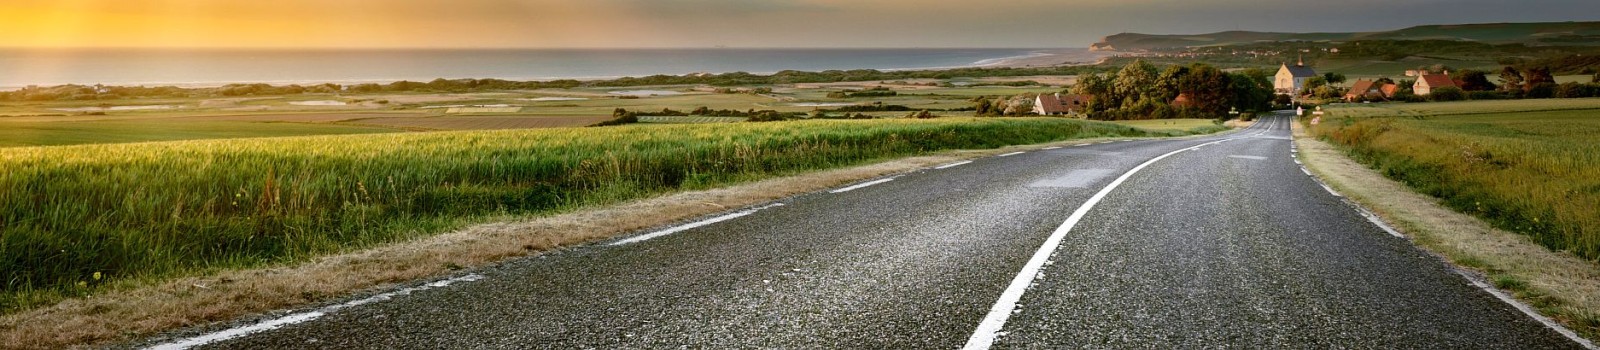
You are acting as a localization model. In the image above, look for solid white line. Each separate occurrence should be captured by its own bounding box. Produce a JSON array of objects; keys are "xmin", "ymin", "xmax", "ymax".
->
[
  {"xmin": 829, "ymin": 178, "xmax": 895, "ymax": 194},
  {"xmin": 147, "ymin": 274, "xmax": 485, "ymax": 350},
  {"xmin": 963, "ymin": 140, "xmax": 1223, "ymax": 350},
  {"xmin": 1301, "ymin": 167, "xmax": 1313, "ymax": 176},
  {"xmin": 1456, "ymin": 271, "xmax": 1599, "ymax": 349},
  {"xmin": 1320, "ymin": 183, "xmax": 1343, "ymax": 197},
  {"xmin": 998, "ymin": 151, "xmax": 1026, "ymax": 157},
  {"xmin": 1042, "ymin": 146, "xmax": 1062, "ymax": 150},
  {"xmin": 935, "ymin": 160, "xmax": 974, "ymax": 169},
  {"xmin": 610, "ymin": 203, "xmax": 784, "ymax": 246},
  {"xmin": 1353, "ymin": 207, "xmax": 1403, "ymax": 239}
]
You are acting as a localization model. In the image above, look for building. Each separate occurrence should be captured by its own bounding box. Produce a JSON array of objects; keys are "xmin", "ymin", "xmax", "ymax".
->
[
  {"xmin": 1170, "ymin": 93, "xmax": 1195, "ymax": 108},
  {"xmin": 1343, "ymin": 80, "xmax": 1397, "ymax": 101},
  {"xmin": 1034, "ymin": 93, "xmax": 1091, "ymax": 116},
  {"xmin": 1414, "ymin": 72, "xmax": 1458, "ymax": 95},
  {"xmin": 1274, "ymin": 57, "xmax": 1317, "ymax": 95}
]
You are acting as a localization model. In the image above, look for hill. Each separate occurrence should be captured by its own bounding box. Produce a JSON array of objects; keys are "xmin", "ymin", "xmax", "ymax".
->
[{"xmin": 1090, "ymin": 21, "xmax": 1600, "ymax": 52}]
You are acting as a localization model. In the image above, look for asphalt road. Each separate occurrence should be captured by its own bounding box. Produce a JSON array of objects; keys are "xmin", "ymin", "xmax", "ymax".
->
[{"xmin": 149, "ymin": 113, "xmax": 1586, "ymax": 349}]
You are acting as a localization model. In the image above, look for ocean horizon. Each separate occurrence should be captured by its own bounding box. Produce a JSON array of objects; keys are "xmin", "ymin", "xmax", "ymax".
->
[{"xmin": 0, "ymin": 48, "xmax": 1101, "ymax": 90}]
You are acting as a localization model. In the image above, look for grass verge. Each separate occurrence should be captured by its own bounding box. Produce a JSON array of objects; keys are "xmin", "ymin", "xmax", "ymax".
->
[
  {"xmin": 1293, "ymin": 119, "xmax": 1600, "ymax": 342},
  {"xmin": 0, "ymin": 117, "xmax": 1220, "ymax": 348}
]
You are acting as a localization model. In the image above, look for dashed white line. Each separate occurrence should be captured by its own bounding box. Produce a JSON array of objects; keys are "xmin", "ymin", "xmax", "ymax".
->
[
  {"xmin": 611, "ymin": 203, "xmax": 785, "ymax": 246},
  {"xmin": 829, "ymin": 177, "xmax": 895, "ymax": 194},
  {"xmin": 998, "ymin": 151, "xmax": 1026, "ymax": 157},
  {"xmin": 146, "ymin": 274, "xmax": 486, "ymax": 350},
  {"xmin": 963, "ymin": 139, "xmax": 1224, "ymax": 350},
  {"xmin": 1042, "ymin": 146, "xmax": 1061, "ymax": 150},
  {"xmin": 935, "ymin": 160, "xmax": 974, "ymax": 169}
]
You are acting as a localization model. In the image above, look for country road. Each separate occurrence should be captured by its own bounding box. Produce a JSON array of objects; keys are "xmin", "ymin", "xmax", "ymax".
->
[{"xmin": 145, "ymin": 113, "xmax": 1587, "ymax": 349}]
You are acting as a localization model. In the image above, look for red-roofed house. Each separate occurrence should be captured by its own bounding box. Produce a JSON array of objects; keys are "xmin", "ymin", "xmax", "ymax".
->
[
  {"xmin": 1034, "ymin": 93, "xmax": 1091, "ymax": 116},
  {"xmin": 1414, "ymin": 73, "xmax": 1458, "ymax": 95},
  {"xmin": 1344, "ymin": 80, "xmax": 1398, "ymax": 101}
]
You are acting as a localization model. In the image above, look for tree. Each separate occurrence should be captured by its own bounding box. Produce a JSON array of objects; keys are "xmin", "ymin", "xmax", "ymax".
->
[
  {"xmin": 1155, "ymin": 65, "xmax": 1190, "ymax": 103},
  {"xmin": 1524, "ymin": 66, "xmax": 1556, "ymax": 91},
  {"xmin": 1177, "ymin": 64, "xmax": 1231, "ymax": 115},
  {"xmin": 1322, "ymin": 72, "xmax": 1347, "ymax": 86},
  {"xmin": 1112, "ymin": 59, "xmax": 1159, "ymax": 109},
  {"xmin": 1072, "ymin": 73, "xmax": 1114, "ymax": 114},
  {"xmin": 1303, "ymin": 76, "xmax": 1328, "ymax": 92},
  {"xmin": 1499, "ymin": 66, "xmax": 1524, "ymax": 92},
  {"xmin": 1453, "ymin": 70, "xmax": 1495, "ymax": 91}
]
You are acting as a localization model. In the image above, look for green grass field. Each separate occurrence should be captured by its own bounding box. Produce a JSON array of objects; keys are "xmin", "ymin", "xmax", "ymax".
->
[
  {"xmin": 0, "ymin": 117, "xmax": 1211, "ymax": 313},
  {"xmin": 1312, "ymin": 99, "xmax": 1600, "ymax": 261},
  {"xmin": 1109, "ymin": 118, "xmax": 1227, "ymax": 133}
]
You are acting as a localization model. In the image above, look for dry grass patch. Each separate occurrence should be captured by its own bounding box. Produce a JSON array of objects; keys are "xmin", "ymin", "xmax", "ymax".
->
[{"xmin": 1293, "ymin": 121, "xmax": 1600, "ymax": 342}]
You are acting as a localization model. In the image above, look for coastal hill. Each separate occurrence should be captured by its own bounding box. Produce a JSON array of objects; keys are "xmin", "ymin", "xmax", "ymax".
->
[{"xmin": 1090, "ymin": 21, "xmax": 1600, "ymax": 52}]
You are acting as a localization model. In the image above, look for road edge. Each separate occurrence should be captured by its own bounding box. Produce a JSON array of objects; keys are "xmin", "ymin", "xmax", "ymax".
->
[{"xmin": 1291, "ymin": 119, "xmax": 1600, "ymax": 347}]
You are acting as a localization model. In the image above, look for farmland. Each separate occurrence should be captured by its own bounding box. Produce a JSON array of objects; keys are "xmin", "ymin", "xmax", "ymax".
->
[
  {"xmin": 0, "ymin": 116, "xmax": 1217, "ymax": 313},
  {"xmin": 1310, "ymin": 99, "xmax": 1600, "ymax": 261},
  {"xmin": 0, "ymin": 81, "xmax": 1069, "ymax": 147}
]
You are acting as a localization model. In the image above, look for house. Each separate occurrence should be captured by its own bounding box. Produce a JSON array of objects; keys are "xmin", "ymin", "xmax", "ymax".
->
[
  {"xmin": 1034, "ymin": 93, "xmax": 1091, "ymax": 116},
  {"xmin": 1343, "ymin": 80, "xmax": 1398, "ymax": 101},
  {"xmin": 1170, "ymin": 93, "xmax": 1195, "ymax": 108},
  {"xmin": 1414, "ymin": 72, "xmax": 1458, "ymax": 95},
  {"xmin": 1274, "ymin": 56, "xmax": 1317, "ymax": 95}
]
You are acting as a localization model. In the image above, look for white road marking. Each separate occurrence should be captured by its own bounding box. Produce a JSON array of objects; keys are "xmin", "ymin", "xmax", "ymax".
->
[
  {"xmin": 610, "ymin": 203, "xmax": 785, "ymax": 246},
  {"xmin": 1042, "ymin": 146, "xmax": 1061, "ymax": 150},
  {"xmin": 998, "ymin": 151, "xmax": 1026, "ymax": 157},
  {"xmin": 1301, "ymin": 167, "xmax": 1313, "ymax": 176},
  {"xmin": 1228, "ymin": 155, "xmax": 1267, "ymax": 160},
  {"xmin": 1320, "ymin": 183, "xmax": 1342, "ymax": 197},
  {"xmin": 828, "ymin": 178, "xmax": 895, "ymax": 194},
  {"xmin": 964, "ymin": 140, "xmax": 1224, "ymax": 350},
  {"xmin": 146, "ymin": 274, "xmax": 486, "ymax": 350},
  {"xmin": 1455, "ymin": 271, "xmax": 1600, "ymax": 350},
  {"xmin": 935, "ymin": 161, "xmax": 974, "ymax": 169}
]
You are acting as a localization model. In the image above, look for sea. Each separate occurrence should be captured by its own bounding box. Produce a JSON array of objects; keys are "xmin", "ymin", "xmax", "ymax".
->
[{"xmin": 0, "ymin": 48, "xmax": 1097, "ymax": 90}]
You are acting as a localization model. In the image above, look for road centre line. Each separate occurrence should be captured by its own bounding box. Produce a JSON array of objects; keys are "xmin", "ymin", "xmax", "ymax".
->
[
  {"xmin": 829, "ymin": 177, "xmax": 895, "ymax": 194},
  {"xmin": 610, "ymin": 203, "xmax": 786, "ymax": 246},
  {"xmin": 935, "ymin": 160, "xmax": 974, "ymax": 169},
  {"xmin": 963, "ymin": 139, "xmax": 1225, "ymax": 350},
  {"xmin": 146, "ymin": 274, "xmax": 486, "ymax": 350}
]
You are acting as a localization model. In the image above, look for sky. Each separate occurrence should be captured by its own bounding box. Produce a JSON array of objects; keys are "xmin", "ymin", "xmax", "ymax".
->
[{"xmin": 3, "ymin": 0, "xmax": 1599, "ymax": 49}]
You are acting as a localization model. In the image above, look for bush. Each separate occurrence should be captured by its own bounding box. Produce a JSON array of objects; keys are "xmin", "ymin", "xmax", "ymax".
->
[
  {"xmin": 1466, "ymin": 91, "xmax": 1507, "ymax": 100},
  {"xmin": 1555, "ymin": 82, "xmax": 1600, "ymax": 98},
  {"xmin": 1525, "ymin": 82, "xmax": 1559, "ymax": 99},
  {"xmin": 1428, "ymin": 86, "xmax": 1465, "ymax": 102}
]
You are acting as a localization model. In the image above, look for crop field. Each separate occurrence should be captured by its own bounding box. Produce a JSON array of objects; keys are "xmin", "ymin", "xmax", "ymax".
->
[
  {"xmin": 1312, "ymin": 100, "xmax": 1600, "ymax": 261},
  {"xmin": 637, "ymin": 116, "xmax": 748, "ymax": 123},
  {"xmin": 348, "ymin": 115, "xmax": 613, "ymax": 130},
  {"xmin": 1109, "ymin": 118, "xmax": 1226, "ymax": 133},
  {"xmin": 0, "ymin": 119, "xmax": 397, "ymax": 147},
  {"xmin": 0, "ymin": 117, "xmax": 1213, "ymax": 312}
]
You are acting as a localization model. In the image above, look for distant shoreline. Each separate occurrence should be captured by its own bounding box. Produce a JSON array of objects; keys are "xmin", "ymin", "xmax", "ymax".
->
[{"xmin": 0, "ymin": 48, "xmax": 1107, "ymax": 91}]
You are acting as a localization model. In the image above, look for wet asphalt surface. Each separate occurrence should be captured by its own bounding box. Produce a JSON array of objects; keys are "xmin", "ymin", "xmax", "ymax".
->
[{"xmin": 160, "ymin": 114, "xmax": 1582, "ymax": 349}]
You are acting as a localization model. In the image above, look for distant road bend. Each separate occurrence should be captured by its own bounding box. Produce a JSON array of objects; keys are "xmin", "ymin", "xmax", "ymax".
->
[{"xmin": 149, "ymin": 114, "xmax": 1591, "ymax": 349}]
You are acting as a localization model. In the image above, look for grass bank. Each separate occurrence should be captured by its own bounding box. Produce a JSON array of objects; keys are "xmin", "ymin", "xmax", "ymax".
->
[
  {"xmin": 1294, "ymin": 118, "xmax": 1600, "ymax": 342},
  {"xmin": 0, "ymin": 117, "xmax": 1201, "ymax": 314},
  {"xmin": 1308, "ymin": 101, "xmax": 1600, "ymax": 261}
]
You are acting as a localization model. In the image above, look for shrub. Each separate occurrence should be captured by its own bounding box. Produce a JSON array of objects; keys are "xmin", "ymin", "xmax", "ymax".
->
[{"xmin": 1428, "ymin": 86, "xmax": 1465, "ymax": 101}]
